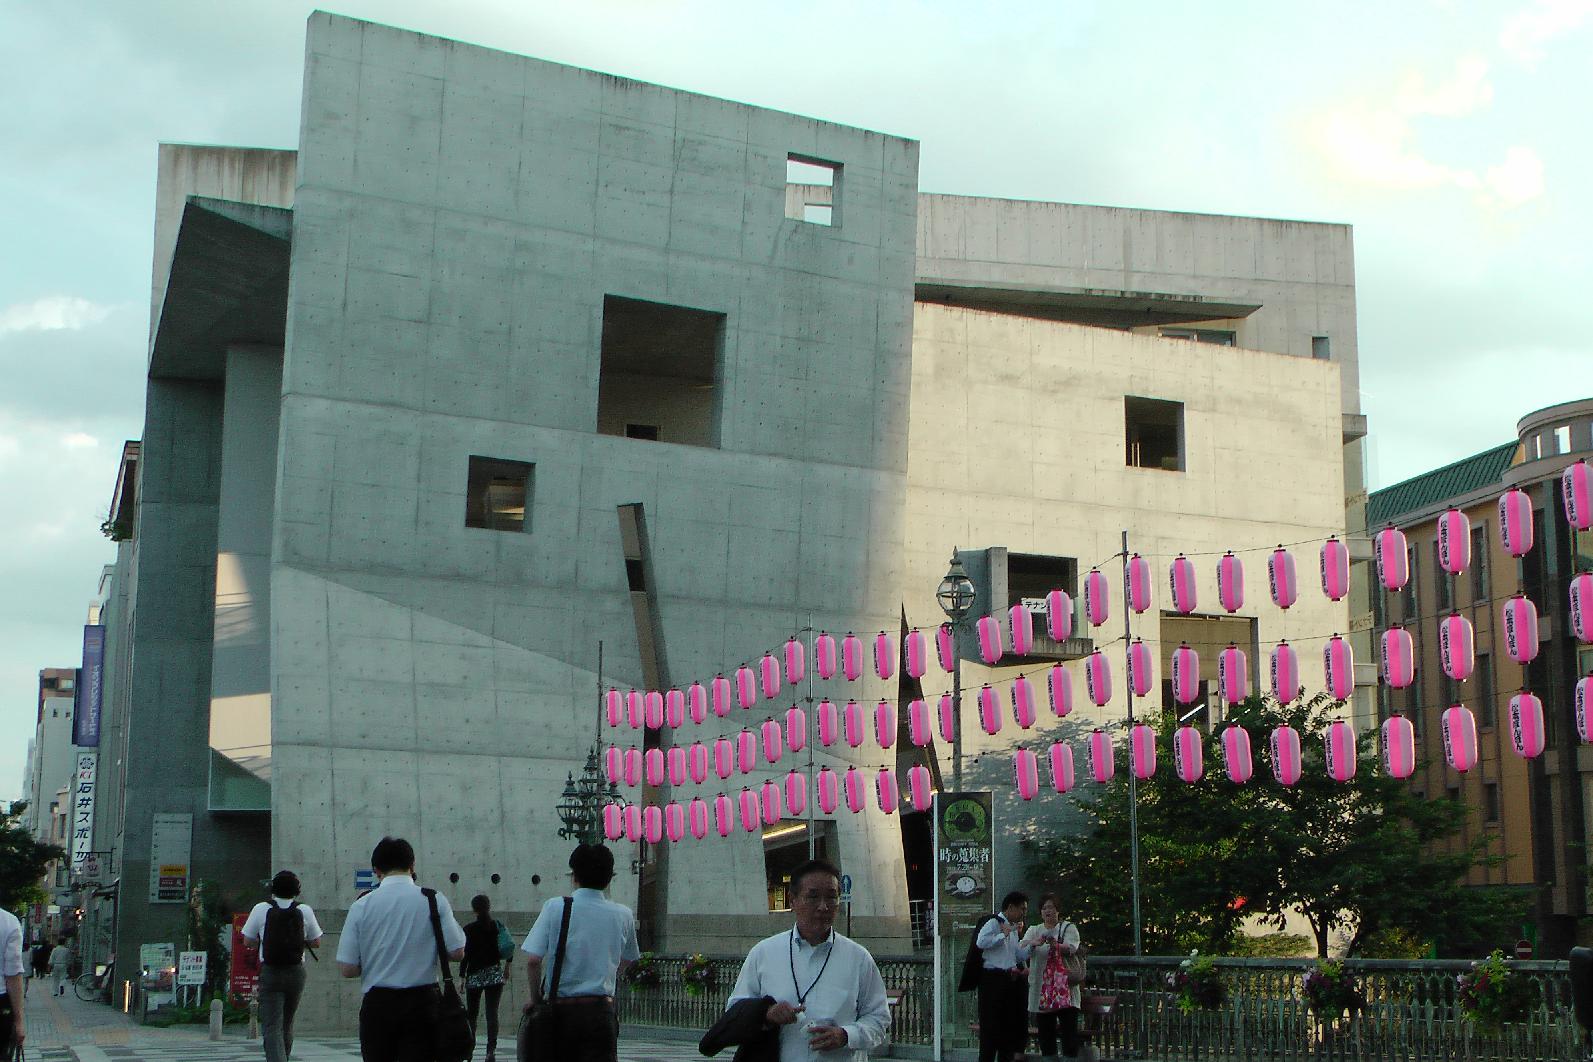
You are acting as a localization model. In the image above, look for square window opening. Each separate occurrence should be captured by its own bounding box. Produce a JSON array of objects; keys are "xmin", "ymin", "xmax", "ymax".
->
[
  {"xmin": 764, "ymin": 819, "xmax": 837, "ymax": 911},
  {"xmin": 597, "ymin": 295, "xmax": 726, "ymax": 450},
  {"xmin": 786, "ymin": 155, "xmax": 842, "ymax": 227},
  {"xmin": 1125, "ymin": 396, "xmax": 1185, "ymax": 471},
  {"xmin": 465, "ymin": 456, "xmax": 532, "ymax": 533},
  {"xmin": 1311, "ymin": 336, "xmax": 1332, "ymax": 360}
]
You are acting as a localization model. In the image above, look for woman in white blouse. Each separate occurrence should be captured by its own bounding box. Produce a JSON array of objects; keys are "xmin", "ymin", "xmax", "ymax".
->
[{"xmin": 1020, "ymin": 894, "xmax": 1082, "ymax": 1060}]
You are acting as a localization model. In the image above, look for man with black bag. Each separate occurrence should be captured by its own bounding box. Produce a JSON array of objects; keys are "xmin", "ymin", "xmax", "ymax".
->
[
  {"xmin": 242, "ymin": 870, "xmax": 324, "ymax": 1062},
  {"xmin": 519, "ymin": 844, "xmax": 639, "ymax": 1062},
  {"xmin": 337, "ymin": 837, "xmax": 468, "ymax": 1062}
]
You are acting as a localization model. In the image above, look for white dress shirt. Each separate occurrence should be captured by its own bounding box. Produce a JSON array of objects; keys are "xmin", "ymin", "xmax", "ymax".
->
[
  {"xmin": 0, "ymin": 908, "xmax": 22, "ymax": 991},
  {"xmin": 727, "ymin": 926, "xmax": 890, "ymax": 1062},
  {"xmin": 521, "ymin": 888, "xmax": 640, "ymax": 997},
  {"xmin": 336, "ymin": 874, "xmax": 465, "ymax": 993},
  {"xmin": 241, "ymin": 898, "xmax": 325, "ymax": 963},
  {"xmin": 976, "ymin": 914, "xmax": 1031, "ymax": 970}
]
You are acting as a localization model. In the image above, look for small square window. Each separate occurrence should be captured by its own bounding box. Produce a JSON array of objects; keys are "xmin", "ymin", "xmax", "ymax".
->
[
  {"xmin": 1125, "ymin": 396, "xmax": 1185, "ymax": 471},
  {"xmin": 786, "ymin": 155, "xmax": 841, "ymax": 227},
  {"xmin": 465, "ymin": 456, "xmax": 532, "ymax": 533},
  {"xmin": 1311, "ymin": 336, "xmax": 1331, "ymax": 360}
]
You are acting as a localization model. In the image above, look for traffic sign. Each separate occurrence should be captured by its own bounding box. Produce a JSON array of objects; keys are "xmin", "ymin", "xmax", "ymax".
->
[{"xmin": 840, "ymin": 873, "xmax": 853, "ymax": 904}]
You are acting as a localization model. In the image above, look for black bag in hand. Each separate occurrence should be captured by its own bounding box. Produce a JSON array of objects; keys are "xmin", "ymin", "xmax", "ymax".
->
[
  {"xmin": 518, "ymin": 897, "xmax": 573, "ymax": 1062},
  {"xmin": 424, "ymin": 888, "xmax": 475, "ymax": 1062}
]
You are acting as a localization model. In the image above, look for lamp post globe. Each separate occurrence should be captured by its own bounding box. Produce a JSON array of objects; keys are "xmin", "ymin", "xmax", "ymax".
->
[{"xmin": 935, "ymin": 552, "xmax": 975, "ymax": 790}]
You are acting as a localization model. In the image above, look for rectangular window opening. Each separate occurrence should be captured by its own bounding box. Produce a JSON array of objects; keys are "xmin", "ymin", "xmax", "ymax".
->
[
  {"xmin": 625, "ymin": 423, "xmax": 660, "ymax": 441},
  {"xmin": 1555, "ymin": 425, "xmax": 1572, "ymax": 454},
  {"xmin": 1471, "ymin": 523, "xmax": 1489, "ymax": 602},
  {"xmin": 1311, "ymin": 336, "xmax": 1332, "ymax": 360},
  {"xmin": 1160, "ymin": 328, "xmax": 1236, "ymax": 346},
  {"xmin": 786, "ymin": 155, "xmax": 842, "ymax": 227},
  {"xmin": 1006, "ymin": 553, "xmax": 1082, "ymax": 659},
  {"xmin": 764, "ymin": 819, "xmax": 837, "ymax": 911},
  {"xmin": 1483, "ymin": 783, "xmax": 1501, "ymax": 824},
  {"xmin": 1125, "ymin": 396, "xmax": 1185, "ymax": 471},
  {"xmin": 1476, "ymin": 654, "xmax": 1495, "ymax": 728},
  {"xmin": 465, "ymin": 456, "xmax": 532, "ymax": 533},
  {"xmin": 597, "ymin": 295, "xmax": 726, "ymax": 450}
]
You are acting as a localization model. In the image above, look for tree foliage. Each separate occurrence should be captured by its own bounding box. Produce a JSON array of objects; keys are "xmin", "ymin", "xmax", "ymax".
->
[
  {"xmin": 1025, "ymin": 694, "xmax": 1519, "ymax": 957},
  {"xmin": 0, "ymin": 800, "xmax": 65, "ymax": 911}
]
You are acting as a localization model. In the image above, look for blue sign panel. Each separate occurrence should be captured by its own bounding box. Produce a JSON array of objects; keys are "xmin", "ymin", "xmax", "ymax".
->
[{"xmin": 74, "ymin": 625, "xmax": 105, "ymax": 747}]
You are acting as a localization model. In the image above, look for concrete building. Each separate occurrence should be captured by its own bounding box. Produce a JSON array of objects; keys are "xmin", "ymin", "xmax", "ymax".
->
[
  {"xmin": 101, "ymin": 13, "xmax": 1365, "ymax": 1028},
  {"xmin": 20, "ymin": 667, "xmax": 79, "ymax": 943},
  {"xmin": 1367, "ymin": 398, "xmax": 1593, "ymax": 955}
]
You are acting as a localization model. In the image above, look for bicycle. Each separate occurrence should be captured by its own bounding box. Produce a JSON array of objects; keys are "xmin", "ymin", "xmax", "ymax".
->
[{"xmin": 74, "ymin": 963, "xmax": 113, "ymax": 1003}]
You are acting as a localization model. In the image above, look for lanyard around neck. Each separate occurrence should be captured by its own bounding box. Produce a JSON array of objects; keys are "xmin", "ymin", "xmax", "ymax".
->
[{"xmin": 789, "ymin": 928, "xmax": 835, "ymax": 1006}]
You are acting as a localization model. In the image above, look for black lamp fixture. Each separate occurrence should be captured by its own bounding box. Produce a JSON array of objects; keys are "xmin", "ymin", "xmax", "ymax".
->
[{"xmin": 556, "ymin": 746, "xmax": 621, "ymax": 845}]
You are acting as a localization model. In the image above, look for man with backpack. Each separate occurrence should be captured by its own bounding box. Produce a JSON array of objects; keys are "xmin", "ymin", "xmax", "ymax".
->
[{"xmin": 242, "ymin": 870, "xmax": 324, "ymax": 1062}]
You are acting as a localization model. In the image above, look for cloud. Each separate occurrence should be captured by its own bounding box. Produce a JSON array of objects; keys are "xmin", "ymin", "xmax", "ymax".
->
[
  {"xmin": 0, "ymin": 295, "xmax": 117, "ymax": 336},
  {"xmin": 61, "ymin": 432, "xmax": 99, "ymax": 450},
  {"xmin": 1483, "ymin": 145, "xmax": 1546, "ymax": 207},
  {"xmin": 1500, "ymin": 0, "xmax": 1593, "ymax": 66}
]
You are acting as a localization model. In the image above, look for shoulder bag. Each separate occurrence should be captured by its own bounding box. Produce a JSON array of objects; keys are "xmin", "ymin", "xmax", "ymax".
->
[
  {"xmin": 496, "ymin": 918, "xmax": 516, "ymax": 961},
  {"xmin": 423, "ymin": 888, "xmax": 475, "ymax": 1062},
  {"xmin": 1059, "ymin": 922, "xmax": 1088, "ymax": 985},
  {"xmin": 517, "ymin": 897, "xmax": 573, "ymax": 1062}
]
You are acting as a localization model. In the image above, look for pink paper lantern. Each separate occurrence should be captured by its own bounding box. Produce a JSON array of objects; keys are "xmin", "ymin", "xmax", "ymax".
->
[
  {"xmin": 1323, "ymin": 635, "xmax": 1354, "ymax": 701},
  {"xmin": 1440, "ymin": 613, "xmax": 1475, "ymax": 681},
  {"xmin": 905, "ymin": 629, "xmax": 928, "ymax": 678},
  {"xmin": 1173, "ymin": 725, "xmax": 1202, "ymax": 784},
  {"xmin": 1048, "ymin": 741, "xmax": 1076, "ymax": 793},
  {"xmin": 938, "ymin": 694, "xmax": 956, "ymax": 743},
  {"xmin": 785, "ymin": 770, "xmax": 807, "ymax": 817},
  {"xmin": 842, "ymin": 634, "xmax": 864, "ymax": 681},
  {"xmin": 1014, "ymin": 748, "xmax": 1040, "ymax": 801},
  {"xmin": 1011, "ymin": 674, "xmax": 1037, "ymax": 729},
  {"xmin": 626, "ymin": 689, "xmax": 645, "ymax": 729},
  {"xmin": 605, "ymin": 688, "xmax": 622, "ymax": 728},
  {"xmin": 1565, "ymin": 460, "xmax": 1593, "ymax": 531},
  {"xmin": 623, "ymin": 746, "xmax": 642, "ymax": 788},
  {"xmin": 1509, "ymin": 691, "xmax": 1545, "ymax": 759},
  {"xmin": 761, "ymin": 718, "xmax": 784, "ymax": 765},
  {"xmin": 604, "ymin": 745, "xmax": 623, "ymax": 785},
  {"xmin": 1576, "ymin": 676, "xmax": 1593, "ymax": 742},
  {"xmin": 736, "ymin": 729, "xmax": 756, "ymax": 774},
  {"xmin": 1217, "ymin": 551, "xmax": 1244, "ymax": 614},
  {"xmin": 1571, "ymin": 573, "xmax": 1593, "ymax": 643},
  {"xmin": 1088, "ymin": 729, "xmax": 1115, "ymax": 783},
  {"xmin": 738, "ymin": 788, "xmax": 760, "ymax": 833},
  {"xmin": 1436, "ymin": 509, "xmax": 1471, "ymax": 575},
  {"xmin": 688, "ymin": 683, "xmax": 708, "ymax": 725},
  {"xmin": 784, "ymin": 637, "xmax": 806, "ymax": 685},
  {"xmin": 735, "ymin": 665, "xmax": 756, "ymax": 709},
  {"xmin": 1131, "ymin": 723, "xmax": 1157, "ymax": 780},
  {"xmin": 844, "ymin": 767, "xmax": 866, "ymax": 814},
  {"xmin": 667, "ymin": 745, "xmax": 687, "ymax": 786},
  {"xmin": 603, "ymin": 802, "xmax": 624, "ymax": 841},
  {"xmin": 1169, "ymin": 554, "xmax": 1198, "ymax": 614},
  {"xmin": 688, "ymin": 742, "xmax": 708, "ymax": 785},
  {"xmin": 843, "ymin": 700, "xmax": 865, "ymax": 748},
  {"xmin": 1381, "ymin": 627, "xmax": 1415, "ymax": 690},
  {"xmin": 1048, "ymin": 665, "xmax": 1073, "ymax": 719},
  {"xmin": 1320, "ymin": 537, "xmax": 1350, "ymax": 601},
  {"xmin": 689, "ymin": 796, "xmax": 709, "ymax": 840},
  {"xmin": 1375, "ymin": 526, "xmax": 1410, "ymax": 592},
  {"xmin": 1128, "ymin": 639, "xmax": 1155, "ymax": 698},
  {"xmin": 1268, "ymin": 547, "xmax": 1298, "ymax": 610},
  {"xmin": 665, "ymin": 801, "xmax": 685, "ymax": 843},
  {"xmin": 817, "ymin": 767, "xmax": 839, "ymax": 814},
  {"xmin": 978, "ymin": 685, "xmax": 1002, "ymax": 735},
  {"xmin": 908, "ymin": 698, "xmax": 932, "ymax": 747},
  {"xmin": 1270, "ymin": 726, "xmax": 1302, "ymax": 786},
  {"xmin": 1502, "ymin": 594, "xmax": 1540, "ymax": 664},
  {"xmin": 711, "ymin": 675, "xmax": 732, "ymax": 718},
  {"xmin": 1381, "ymin": 714, "xmax": 1415, "ymax": 779},
  {"xmin": 816, "ymin": 632, "xmax": 838, "ymax": 679},
  {"xmin": 713, "ymin": 737, "xmax": 733, "ymax": 780},
  {"xmin": 908, "ymin": 763, "xmax": 934, "ymax": 811},
  {"xmin": 625, "ymin": 803, "xmax": 644, "ymax": 843},
  {"xmin": 936, "ymin": 624, "xmax": 956, "ymax": 672},
  {"xmin": 645, "ymin": 691, "xmax": 664, "ymax": 729},
  {"xmin": 761, "ymin": 654, "xmax": 782, "ymax": 701},
  {"xmin": 1009, "ymin": 604, "xmax": 1034, "ymax": 657},
  {"xmin": 1271, "ymin": 641, "xmax": 1300, "ymax": 703},
  {"xmin": 786, "ymin": 706, "xmax": 807, "ymax": 753},
  {"xmin": 1499, "ymin": 487, "xmax": 1534, "ymax": 558},
  {"xmin": 665, "ymin": 689, "xmax": 685, "ymax": 729},
  {"xmin": 1222, "ymin": 726, "xmax": 1252, "ymax": 784},
  {"xmin": 1443, "ymin": 705, "xmax": 1478, "ymax": 772},
  {"xmin": 874, "ymin": 632, "xmax": 896, "ymax": 680},
  {"xmin": 977, "ymin": 616, "xmax": 1004, "ymax": 665},
  {"xmin": 1084, "ymin": 569, "xmax": 1110, "ymax": 627},
  {"xmin": 1085, "ymin": 651, "xmax": 1112, "ymax": 707},
  {"xmin": 1325, "ymin": 719, "xmax": 1356, "ymax": 782},
  {"xmin": 1047, "ymin": 590, "xmax": 1074, "ymax": 641},
  {"xmin": 1218, "ymin": 644, "xmax": 1248, "ymax": 704},
  {"xmin": 1170, "ymin": 643, "xmax": 1200, "ymax": 706},
  {"xmin": 761, "ymin": 781, "xmax": 782, "ymax": 826},
  {"xmin": 1127, "ymin": 553, "xmax": 1153, "ymax": 614},
  {"xmin": 875, "ymin": 699, "xmax": 897, "ymax": 749},
  {"xmin": 817, "ymin": 700, "xmax": 838, "ymax": 747},
  {"xmin": 644, "ymin": 804, "xmax": 664, "ymax": 844},
  {"xmin": 713, "ymin": 793, "xmax": 733, "ymax": 838},
  {"xmin": 877, "ymin": 768, "xmax": 899, "ymax": 815}
]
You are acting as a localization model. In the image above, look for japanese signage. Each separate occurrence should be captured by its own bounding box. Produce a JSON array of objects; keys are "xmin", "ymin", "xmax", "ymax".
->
[
  {"xmin": 178, "ymin": 951, "xmax": 208, "ymax": 986},
  {"xmin": 935, "ymin": 791, "xmax": 995, "ymax": 933},
  {"xmin": 140, "ymin": 942, "xmax": 176, "ymax": 979},
  {"xmin": 229, "ymin": 914, "xmax": 260, "ymax": 1000},
  {"xmin": 74, "ymin": 625, "xmax": 105, "ymax": 747},
  {"xmin": 149, "ymin": 813, "xmax": 192, "ymax": 904},
  {"xmin": 70, "ymin": 753, "xmax": 97, "ymax": 869}
]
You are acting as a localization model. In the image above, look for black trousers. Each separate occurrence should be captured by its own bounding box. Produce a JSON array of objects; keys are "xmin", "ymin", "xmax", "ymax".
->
[
  {"xmin": 465, "ymin": 983, "xmax": 504, "ymax": 1054},
  {"xmin": 553, "ymin": 1000, "xmax": 619, "ymax": 1062},
  {"xmin": 359, "ymin": 985, "xmax": 441, "ymax": 1062},
  {"xmin": 978, "ymin": 969, "xmax": 1027, "ymax": 1062},
  {"xmin": 1035, "ymin": 1008, "xmax": 1081, "ymax": 1057}
]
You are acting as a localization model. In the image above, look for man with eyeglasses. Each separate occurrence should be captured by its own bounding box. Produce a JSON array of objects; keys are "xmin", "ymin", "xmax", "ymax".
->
[{"xmin": 725, "ymin": 858, "xmax": 890, "ymax": 1060}]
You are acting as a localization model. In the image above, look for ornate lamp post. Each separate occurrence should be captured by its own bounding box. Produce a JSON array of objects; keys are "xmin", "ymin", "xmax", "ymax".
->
[
  {"xmin": 556, "ymin": 747, "xmax": 621, "ymax": 846},
  {"xmin": 936, "ymin": 552, "xmax": 976, "ymax": 790}
]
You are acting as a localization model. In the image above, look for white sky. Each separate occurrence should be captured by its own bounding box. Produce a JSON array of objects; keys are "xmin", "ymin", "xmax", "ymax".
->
[{"xmin": 2, "ymin": 0, "xmax": 1589, "ymax": 799}]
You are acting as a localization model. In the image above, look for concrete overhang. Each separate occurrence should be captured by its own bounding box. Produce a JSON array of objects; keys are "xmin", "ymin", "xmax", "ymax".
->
[
  {"xmin": 150, "ymin": 196, "xmax": 292, "ymax": 380},
  {"xmin": 915, "ymin": 278, "xmax": 1261, "ymax": 328},
  {"xmin": 1342, "ymin": 413, "xmax": 1368, "ymax": 444}
]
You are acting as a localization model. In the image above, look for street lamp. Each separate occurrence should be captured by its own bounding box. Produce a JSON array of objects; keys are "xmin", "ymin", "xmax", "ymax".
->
[
  {"xmin": 556, "ymin": 747, "xmax": 621, "ymax": 846},
  {"xmin": 936, "ymin": 552, "xmax": 976, "ymax": 790}
]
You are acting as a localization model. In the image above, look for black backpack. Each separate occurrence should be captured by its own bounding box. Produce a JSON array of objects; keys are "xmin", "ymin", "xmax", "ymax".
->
[
  {"xmin": 262, "ymin": 902, "xmax": 306, "ymax": 966},
  {"xmin": 958, "ymin": 914, "xmax": 1001, "ymax": 992}
]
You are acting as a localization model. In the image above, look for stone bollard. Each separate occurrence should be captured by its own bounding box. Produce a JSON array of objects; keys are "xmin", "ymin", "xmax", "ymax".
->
[
  {"xmin": 209, "ymin": 997, "xmax": 224, "ymax": 1040},
  {"xmin": 249, "ymin": 993, "xmax": 260, "ymax": 1040}
]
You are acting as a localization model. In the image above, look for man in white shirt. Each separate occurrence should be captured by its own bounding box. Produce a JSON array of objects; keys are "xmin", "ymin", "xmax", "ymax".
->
[
  {"xmin": 242, "ymin": 870, "xmax": 324, "ymax": 1062},
  {"xmin": 522, "ymin": 844, "xmax": 640, "ymax": 1062},
  {"xmin": 1, "ymin": 906, "xmax": 24, "ymax": 1056},
  {"xmin": 48, "ymin": 939, "xmax": 72, "ymax": 997},
  {"xmin": 337, "ymin": 837, "xmax": 466, "ymax": 1062},
  {"xmin": 975, "ymin": 891, "xmax": 1031, "ymax": 1062},
  {"xmin": 726, "ymin": 858, "xmax": 891, "ymax": 1061}
]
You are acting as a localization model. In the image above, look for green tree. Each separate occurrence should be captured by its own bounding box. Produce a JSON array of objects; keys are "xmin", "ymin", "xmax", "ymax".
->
[
  {"xmin": 1027, "ymin": 695, "xmax": 1507, "ymax": 957},
  {"xmin": 0, "ymin": 800, "xmax": 65, "ymax": 911}
]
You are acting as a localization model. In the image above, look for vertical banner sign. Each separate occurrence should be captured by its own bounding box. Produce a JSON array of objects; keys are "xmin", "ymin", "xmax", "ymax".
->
[
  {"xmin": 70, "ymin": 753, "xmax": 97, "ymax": 869},
  {"xmin": 149, "ymin": 813, "xmax": 193, "ymax": 904},
  {"xmin": 230, "ymin": 914, "xmax": 261, "ymax": 1000},
  {"xmin": 934, "ymin": 791, "xmax": 995, "ymax": 1056},
  {"xmin": 75, "ymin": 625, "xmax": 105, "ymax": 747}
]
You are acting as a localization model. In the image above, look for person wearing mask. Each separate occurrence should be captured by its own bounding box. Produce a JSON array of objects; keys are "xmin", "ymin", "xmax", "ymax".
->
[
  {"xmin": 1020, "ymin": 894, "xmax": 1082, "ymax": 1060},
  {"xmin": 460, "ymin": 895, "xmax": 510, "ymax": 1062},
  {"xmin": 1, "ymin": 906, "xmax": 24, "ymax": 1057},
  {"xmin": 975, "ymin": 891, "xmax": 1031, "ymax": 1062},
  {"xmin": 49, "ymin": 938, "xmax": 73, "ymax": 997},
  {"xmin": 242, "ymin": 870, "xmax": 324, "ymax": 1062}
]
